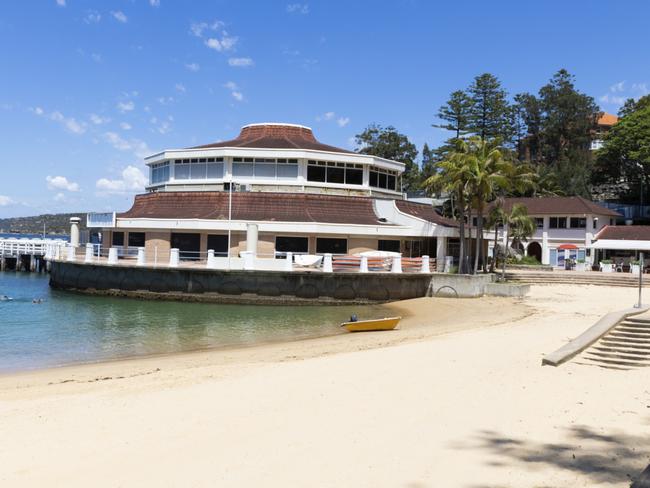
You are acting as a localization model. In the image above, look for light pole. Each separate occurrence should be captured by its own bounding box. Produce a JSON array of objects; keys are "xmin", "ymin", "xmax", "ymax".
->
[{"xmin": 635, "ymin": 252, "xmax": 644, "ymax": 308}]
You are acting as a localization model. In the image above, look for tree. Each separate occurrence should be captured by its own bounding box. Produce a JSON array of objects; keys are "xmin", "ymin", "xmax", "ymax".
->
[
  {"xmin": 595, "ymin": 95, "xmax": 650, "ymax": 204},
  {"xmin": 434, "ymin": 90, "xmax": 473, "ymax": 139},
  {"xmin": 512, "ymin": 92, "xmax": 543, "ymax": 163},
  {"xmin": 420, "ymin": 143, "xmax": 437, "ymax": 183},
  {"xmin": 424, "ymin": 139, "xmax": 475, "ymax": 274},
  {"xmin": 500, "ymin": 203, "xmax": 535, "ymax": 280},
  {"xmin": 467, "ymin": 73, "xmax": 514, "ymax": 143},
  {"xmin": 355, "ymin": 124, "xmax": 420, "ymax": 191}
]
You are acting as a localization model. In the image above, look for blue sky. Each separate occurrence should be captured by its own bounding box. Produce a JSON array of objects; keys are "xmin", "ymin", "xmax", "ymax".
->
[{"xmin": 1, "ymin": 0, "xmax": 649, "ymax": 218}]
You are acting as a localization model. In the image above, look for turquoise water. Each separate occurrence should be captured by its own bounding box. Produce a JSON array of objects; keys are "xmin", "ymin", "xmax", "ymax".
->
[{"xmin": 0, "ymin": 271, "xmax": 389, "ymax": 372}]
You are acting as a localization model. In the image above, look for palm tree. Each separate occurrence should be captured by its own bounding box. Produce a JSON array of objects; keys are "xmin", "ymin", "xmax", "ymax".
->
[
  {"xmin": 500, "ymin": 203, "xmax": 535, "ymax": 281},
  {"xmin": 486, "ymin": 198, "xmax": 506, "ymax": 273},
  {"xmin": 424, "ymin": 139, "xmax": 474, "ymax": 274}
]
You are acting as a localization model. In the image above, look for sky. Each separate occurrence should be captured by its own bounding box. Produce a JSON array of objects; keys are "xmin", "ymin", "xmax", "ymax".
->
[{"xmin": 1, "ymin": 0, "xmax": 649, "ymax": 218}]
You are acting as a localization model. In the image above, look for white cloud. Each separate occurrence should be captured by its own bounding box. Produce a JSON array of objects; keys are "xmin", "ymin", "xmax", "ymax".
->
[
  {"xmin": 56, "ymin": 0, "xmax": 66, "ymax": 7},
  {"xmin": 149, "ymin": 0, "xmax": 161, "ymax": 6},
  {"xmin": 53, "ymin": 192, "xmax": 66, "ymax": 202},
  {"xmin": 224, "ymin": 81, "xmax": 244, "ymax": 102},
  {"xmin": 89, "ymin": 113, "xmax": 110, "ymax": 125},
  {"xmin": 157, "ymin": 96, "xmax": 174, "ymax": 105},
  {"xmin": 610, "ymin": 81, "xmax": 625, "ymax": 93},
  {"xmin": 117, "ymin": 100, "xmax": 135, "ymax": 113},
  {"xmin": 324, "ymin": 111, "xmax": 335, "ymax": 120},
  {"xmin": 120, "ymin": 122, "xmax": 132, "ymax": 130},
  {"xmin": 149, "ymin": 116, "xmax": 172, "ymax": 134},
  {"xmin": 111, "ymin": 11, "xmax": 128, "ymax": 23},
  {"xmin": 175, "ymin": 83, "xmax": 186, "ymax": 93},
  {"xmin": 337, "ymin": 117, "xmax": 350, "ymax": 127},
  {"xmin": 32, "ymin": 107, "xmax": 87, "ymax": 134},
  {"xmin": 46, "ymin": 175, "xmax": 80, "ymax": 192},
  {"xmin": 185, "ymin": 62, "xmax": 200, "ymax": 72},
  {"xmin": 599, "ymin": 94, "xmax": 626, "ymax": 105},
  {"xmin": 0, "ymin": 195, "xmax": 14, "ymax": 206},
  {"xmin": 191, "ymin": 20, "xmax": 237, "ymax": 53},
  {"xmin": 632, "ymin": 83, "xmax": 649, "ymax": 95},
  {"xmin": 96, "ymin": 166, "xmax": 147, "ymax": 194},
  {"xmin": 84, "ymin": 10, "xmax": 101, "ymax": 23},
  {"xmin": 103, "ymin": 132, "xmax": 152, "ymax": 159},
  {"xmin": 205, "ymin": 36, "xmax": 237, "ymax": 52},
  {"xmin": 190, "ymin": 20, "xmax": 224, "ymax": 38},
  {"xmin": 286, "ymin": 3, "xmax": 309, "ymax": 14},
  {"xmin": 228, "ymin": 57, "xmax": 254, "ymax": 67}
]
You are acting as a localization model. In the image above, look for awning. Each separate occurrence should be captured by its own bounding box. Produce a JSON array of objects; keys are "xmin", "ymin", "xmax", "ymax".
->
[
  {"xmin": 591, "ymin": 239, "xmax": 650, "ymax": 251},
  {"xmin": 557, "ymin": 243, "xmax": 579, "ymax": 250}
]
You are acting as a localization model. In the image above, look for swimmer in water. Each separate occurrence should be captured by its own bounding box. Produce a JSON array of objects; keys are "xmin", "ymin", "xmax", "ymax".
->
[{"xmin": 0, "ymin": 295, "xmax": 12, "ymax": 301}]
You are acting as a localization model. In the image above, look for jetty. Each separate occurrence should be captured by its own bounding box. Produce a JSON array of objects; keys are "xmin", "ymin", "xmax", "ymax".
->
[{"xmin": 0, "ymin": 237, "xmax": 67, "ymax": 272}]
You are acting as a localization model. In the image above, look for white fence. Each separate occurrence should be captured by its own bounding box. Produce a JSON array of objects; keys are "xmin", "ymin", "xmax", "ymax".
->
[{"xmin": 0, "ymin": 238, "xmax": 68, "ymax": 258}]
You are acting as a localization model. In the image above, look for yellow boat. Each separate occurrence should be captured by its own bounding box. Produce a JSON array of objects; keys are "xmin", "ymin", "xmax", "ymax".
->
[{"xmin": 340, "ymin": 316, "xmax": 401, "ymax": 332}]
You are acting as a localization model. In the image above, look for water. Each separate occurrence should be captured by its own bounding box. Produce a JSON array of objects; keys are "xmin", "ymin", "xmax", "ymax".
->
[
  {"xmin": 0, "ymin": 232, "xmax": 68, "ymax": 240},
  {"xmin": 0, "ymin": 271, "xmax": 390, "ymax": 372}
]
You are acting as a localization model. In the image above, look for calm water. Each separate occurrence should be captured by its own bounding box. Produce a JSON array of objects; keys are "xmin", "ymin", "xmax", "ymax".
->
[{"xmin": 0, "ymin": 271, "xmax": 389, "ymax": 372}]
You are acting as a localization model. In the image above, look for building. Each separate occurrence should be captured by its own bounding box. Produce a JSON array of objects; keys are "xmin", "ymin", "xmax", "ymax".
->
[
  {"xmin": 88, "ymin": 123, "xmax": 459, "ymax": 268},
  {"xmin": 486, "ymin": 196, "xmax": 621, "ymax": 267},
  {"xmin": 591, "ymin": 112, "xmax": 618, "ymax": 151}
]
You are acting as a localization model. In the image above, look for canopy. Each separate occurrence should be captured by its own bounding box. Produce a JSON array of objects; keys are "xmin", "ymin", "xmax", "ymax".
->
[
  {"xmin": 590, "ymin": 239, "xmax": 650, "ymax": 251},
  {"xmin": 557, "ymin": 243, "xmax": 579, "ymax": 250}
]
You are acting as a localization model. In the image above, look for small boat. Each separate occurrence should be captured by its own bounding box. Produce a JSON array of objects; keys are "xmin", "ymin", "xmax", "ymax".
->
[{"xmin": 340, "ymin": 316, "xmax": 401, "ymax": 332}]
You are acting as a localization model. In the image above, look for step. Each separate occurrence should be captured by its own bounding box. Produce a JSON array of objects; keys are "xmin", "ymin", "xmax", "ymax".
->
[
  {"xmin": 616, "ymin": 326, "xmax": 650, "ymax": 335},
  {"xmin": 609, "ymin": 330, "xmax": 650, "ymax": 339},
  {"xmin": 624, "ymin": 318, "xmax": 650, "ymax": 325},
  {"xmin": 573, "ymin": 360, "xmax": 632, "ymax": 371},
  {"xmin": 580, "ymin": 354, "xmax": 650, "ymax": 367},
  {"xmin": 586, "ymin": 349, "xmax": 650, "ymax": 361},
  {"xmin": 619, "ymin": 321, "xmax": 650, "ymax": 329},
  {"xmin": 594, "ymin": 342, "xmax": 650, "ymax": 353}
]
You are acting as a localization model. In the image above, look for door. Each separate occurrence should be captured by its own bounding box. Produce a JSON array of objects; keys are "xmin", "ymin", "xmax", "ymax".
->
[{"xmin": 171, "ymin": 233, "xmax": 201, "ymax": 260}]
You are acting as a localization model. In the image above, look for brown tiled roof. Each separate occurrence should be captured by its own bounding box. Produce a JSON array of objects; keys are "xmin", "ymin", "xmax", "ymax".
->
[
  {"xmin": 597, "ymin": 112, "xmax": 618, "ymax": 126},
  {"xmin": 118, "ymin": 191, "xmax": 391, "ymax": 226},
  {"xmin": 395, "ymin": 200, "xmax": 458, "ymax": 227},
  {"xmin": 191, "ymin": 123, "xmax": 353, "ymax": 154},
  {"xmin": 595, "ymin": 225, "xmax": 650, "ymax": 241},
  {"xmin": 488, "ymin": 197, "xmax": 620, "ymax": 217}
]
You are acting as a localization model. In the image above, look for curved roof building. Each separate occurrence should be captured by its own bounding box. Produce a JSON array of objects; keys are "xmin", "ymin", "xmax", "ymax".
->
[{"xmin": 90, "ymin": 123, "xmax": 458, "ymax": 266}]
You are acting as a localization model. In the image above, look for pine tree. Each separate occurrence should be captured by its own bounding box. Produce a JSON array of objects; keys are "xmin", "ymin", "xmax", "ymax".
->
[
  {"xmin": 434, "ymin": 90, "xmax": 473, "ymax": 139},
  {"xmin": 467, "ymin": 73, "xmax": 514, "ymax": 143}
]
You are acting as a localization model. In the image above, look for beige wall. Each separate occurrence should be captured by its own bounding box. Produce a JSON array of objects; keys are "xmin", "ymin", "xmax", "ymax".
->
[
  {"xmin": 145, "ymin": 231, "xmax": 171, "ymax": 263},
  {"xmin": 348, "ymin": 237, "xmax": 378, "ymax": 255}
]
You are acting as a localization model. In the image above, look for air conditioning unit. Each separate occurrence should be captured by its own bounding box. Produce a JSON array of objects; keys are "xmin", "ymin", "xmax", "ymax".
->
[{"xmin": 238, "ymin": 184, "xmax": 251, "ymax": 192}]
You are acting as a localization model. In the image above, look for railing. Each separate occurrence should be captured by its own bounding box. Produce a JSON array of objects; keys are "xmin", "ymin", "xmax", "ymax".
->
[
  {"xmin": 0, "ymin": 238, "xmax": 68, "ymax": 258},
  {"xmin": 49, "ymin": 244, "xmax": 441, "ymax": 274}
]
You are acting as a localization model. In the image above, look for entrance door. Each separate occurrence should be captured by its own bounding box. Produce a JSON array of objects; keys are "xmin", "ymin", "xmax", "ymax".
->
[
  {"xmin": 171, "ymin": 233, "xmax": 201, "ymax": 260},
  {"xmin": 527, "ymin": 242, "xmax": 542, "ymax": 263}
]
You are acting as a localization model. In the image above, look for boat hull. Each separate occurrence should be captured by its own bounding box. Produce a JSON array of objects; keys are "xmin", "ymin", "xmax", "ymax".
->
[{"xmin": 340, "ymin": 317, "xmax": 401, "ymax": 332}]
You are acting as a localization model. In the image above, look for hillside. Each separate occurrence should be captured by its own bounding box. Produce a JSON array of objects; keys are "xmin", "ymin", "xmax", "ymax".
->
[{"xmin": 0, "ymin": 213, "xmax": 88, "ymax": 235}]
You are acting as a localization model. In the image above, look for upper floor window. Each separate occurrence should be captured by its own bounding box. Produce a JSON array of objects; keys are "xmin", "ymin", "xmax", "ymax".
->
[
  {"xmin": 150, "ymin": 161, "xmax": 170, "ymax": 184},
  {"xmin": 369, "ymin": 168, "xmax": 398, "ymax": 191},
  {"xmin": 307, "ymin": 160, "xmax": 364, "ymax": 185},
  {"xmin": 570, "ymin": 217, "xmax": 586, "ymax": 229},
  {"xmin": 174, "ymin": 158, "xmax": 224, "ymax": 180},
  {"xmin": 232, "ymin": 158, "xmax": 298, "ymax": 179},
  {"xmin": 549, "ymin": 217, "xmax": 567, "ymax": 229},
  {"xmin": 534, "ymin": 218, "xmax": 544, "ymax": 229}
]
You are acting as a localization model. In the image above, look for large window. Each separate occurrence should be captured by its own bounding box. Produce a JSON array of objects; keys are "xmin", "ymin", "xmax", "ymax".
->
[
  {"xmin": 534, "ymin": 218, "xmax": 544, "ymax": 229},
  {"xmin": 549, "ymin": 217, "xmax": 567, "ymax": 229},
  {"xmin": 174, "ymin": 158, "xmax": 224, "ymax": 180},
  {"xmin": 316, "ymin": 238, "xmax": 347, "ymax": 254},
  {"xmin": 307, "ymin": 161, "xmax": 364, "ymax": 185},
  {"xmin": 112, "ymin": 231, "xmax": 124, "ymax": 247},
  {"xmin": 232, "ymin": 158, "xmax": 299, "ymax": 180},
  {"xmin": 570, "ymin": 217, "xmax": 586, "ymax": 229},
  {"xmin": 378, "ymin": 240, "xmax": 400, "ymax": 253},
  {"xmin": 127, "ymin": 232, "xmax": 145, "ymax": 248},
  {"xmin": 171, "ymin": 233, "xmax": 201, "ymax": 260},
  {"xmin": 207, "ymin": 234, "xmax": 228, "ymax": 256},
  {"xmin": 150, "ymin": 161, "xmax": 170, "ymax": 184},
  {"xmin": 369, "ymin": 168, "xmax": 398, "ymax": 191},
  {"xmin": 276, "ymin": 236, "xmax": 309, "ymax": 254}
]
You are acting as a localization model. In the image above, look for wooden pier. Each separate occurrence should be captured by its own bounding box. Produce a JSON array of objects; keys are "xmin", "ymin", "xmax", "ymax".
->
[{"xmin": 0, "ymin": 237, "xmax": 67, "ymax": 272}]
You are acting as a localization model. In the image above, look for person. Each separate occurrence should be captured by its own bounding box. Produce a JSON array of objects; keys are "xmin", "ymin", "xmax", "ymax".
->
[
  {"xmin": 0, "ymin": 295, "xmax": 11, "ymax": 301},
  {"xmin": 349, "ymin": 313, "xmax": 358, "ymax": 322}
]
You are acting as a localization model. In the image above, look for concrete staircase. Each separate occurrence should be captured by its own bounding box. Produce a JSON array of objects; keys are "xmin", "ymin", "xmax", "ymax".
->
[
  {"xmin": 574, "ymin": 317, "xmax": 650, "ymax": 370},
  {"xmin": 505, "ymin": 270, "xmax": 647, "ymax": 287}
]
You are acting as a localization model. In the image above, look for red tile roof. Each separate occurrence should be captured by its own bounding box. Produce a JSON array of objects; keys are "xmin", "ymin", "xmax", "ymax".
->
[
  {"xmin": 595, "ymin": 225, "xmax": 650, "ymax": 241},
  {"xmin": 597, "ymin": 112, "xmax": 619, "ymax": 126},
  {"xmin": 395, "ymin": 200, "xmax": 458, "ymax": 227},
  {"xmin": 191, "ymin": 123, "xmax": 353, "ymax": 154},
  {"xmin": 118, "ymin": 191, "xmax": 391, "ymax": 226},
  {"xmin": 488, "ymin": 197, "xmax": 620, "ymax": 217}
]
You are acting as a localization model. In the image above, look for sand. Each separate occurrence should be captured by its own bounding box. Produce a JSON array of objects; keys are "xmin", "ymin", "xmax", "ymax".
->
[{"xmin": 1, "ymin": 284, "xmax": 650, "ymax": 487}]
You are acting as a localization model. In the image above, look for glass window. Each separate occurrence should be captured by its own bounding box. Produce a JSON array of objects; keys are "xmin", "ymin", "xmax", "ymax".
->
[
  {"xmin": 190, "ymin": 162, "xmax": 207, "ymax": 179},
  {"xmin": 378, "ymin": 172, "xmax": 387, "ymax": 188},
  {"xmin": 570, "ymin": 217, "xmax": 586, "ymax": 228},
  {"xmin": 206, "ymin": 162, "xmax": 224, "ymax": 179},
  {"xmin": 175, "ymin": 162, "xmax": 190, "ymax": 179},
  {"xmin": 276, "ymin": 236, "xmax": 309, "ymax": 254},
  {"xmin": 316, "ymin": 238, "xmax": 348, "ymax": 254},
  {"xmin": 112, "ymin": 231, "xmax": 124, "ymax": 247},
  {"xmin": 307, "ymin": 165, "xmax": 326, "ymax": 182},
  {"xmin": 277, "ymin": 162, "xmax": 298, "ymax": 179},
  {"xmin": 346, "ymin": 168, "xmax": 363, "ymax": 185},
  {"xmin": 387, "ymin": 174, "xmax": 396, "ymax": 190},
  {"xmin": 170, "ymin": 233, "xmax": 201, "ymax": 260},
  {"xmin": 369, "ymin": 171, "xmax": 378, "ymax": 187},
  {"xmin": 326, "ymin": 166, "xmax": 345, "ymax": 184},
  {"xmin": 127, "ymin": 232, "xmax": 145, "ymax": 248},
  {"xmin": 233, "ymin": 162, "xmax": 254, "ymax": 177},
  {"xmin": 535, "ymin": 218, "xmax": 544, "ymax": 229},
  {"xmin": 207, "ymin": 234, "xmax": 228, "ymax": 255},
  {"xmin": 254, "ymin": 162, "xmax": 276, "ymax": 178},
  {"xmin": 378, "ymin": 240, "xmax": 400, "ymax": 253},
  {"xmin": 550, "ymin": 217, "xmax": 567, "ymax": 229}
]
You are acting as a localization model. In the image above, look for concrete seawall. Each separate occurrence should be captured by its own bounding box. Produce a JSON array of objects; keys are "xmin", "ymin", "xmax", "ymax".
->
[{"xmin": 49, "ymin": 262, "xmax": 509, "ymax": 304}]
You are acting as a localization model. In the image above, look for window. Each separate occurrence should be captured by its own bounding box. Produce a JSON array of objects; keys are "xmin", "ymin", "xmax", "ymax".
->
[
  {"xmin": 173, "ymin": 158, "xmax": 224, "ymax": 180},
  {"xmin": 112, "ymin": 231, "xmax": 124, "ymax": 246},
  {"xmin": 316, "ymin": 238, "xmax": 347, "ymax": 254},
  {"xmin": 535, "ymin": 218, "xmax": 544, "ymax": 229},
  {"xmin": 232, "ymin": 157, "xmax": 298, "ymax": 180},
  {"xmin": 207, "ymin": 234, "xmax": 228, "ymax": 256},
  {"xmin": 570, "ymin": 217, "xmax": 586, "ymax": 229},
  {"xmin": 174, "ymin": 160, "xmax": 191, "ymax": 179},
  {"xmin": 276, "ymin": 236, "xmax": 309, "ymax": 254},
  {"xmin": 369, "ymin": 167, "xmax": 399, "ymax": 191},
  {"xmin": 150, "ymin": 161, "xmax": 170, "ymax": 184},
  {"xmin": 127, "ymin": 232, "xmax": 145, "ymax": 248},
  {"xmin": 549, "ymin": 217, "xmax": 567, "ymax": 229},
  {"xmin": 378, "ymin": 240, "xmax": 400, "ymax": 253},
  {"xmin": 171, "ymin": 233, "xmax": 201, "ymax": 260},
  {"xmin": 206, "ymin": 159, "xmax": 224, "ymax": 178},
  {"xmin": 307, "ymin": 161, "xmax": 364, "ymax": 185}
]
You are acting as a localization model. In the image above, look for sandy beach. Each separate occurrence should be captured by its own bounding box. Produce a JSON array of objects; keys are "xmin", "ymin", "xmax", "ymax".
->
[{"xmin": 2, "ymin": 284, "xmax": 650, "ymax": 487}]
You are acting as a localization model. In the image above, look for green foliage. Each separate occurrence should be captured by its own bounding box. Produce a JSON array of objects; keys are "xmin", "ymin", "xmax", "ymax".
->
[
  {"xmin": 355, "ymin": 124, "xmax": 421, "ymax": 191},
  {"xmin": 0, "ymin": 213, "xmax": 86, "ymax": 235},
  {"xmin": 516, "ymin": 255, "xmax": 541, "ymax": 265},
  {"xmin": 420, "ymin": 143, "xmax": 437, "ymax": 183},
  {"xmin": 434, "ymin": 90, "xmax": 473, "ymax": 139},
  {"xmin": 467, "ymin": 73, "xmax": 514, "ymax": 144}
]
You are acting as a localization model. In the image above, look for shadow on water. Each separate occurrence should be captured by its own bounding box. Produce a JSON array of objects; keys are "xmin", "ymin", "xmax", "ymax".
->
[
  {"xmin": 456, "ymin": 425, "xmax": 650, "ymax": 488},
  {"xmin": 0, "ymin": 271, "xmax": 391, "ymax": 372}
]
